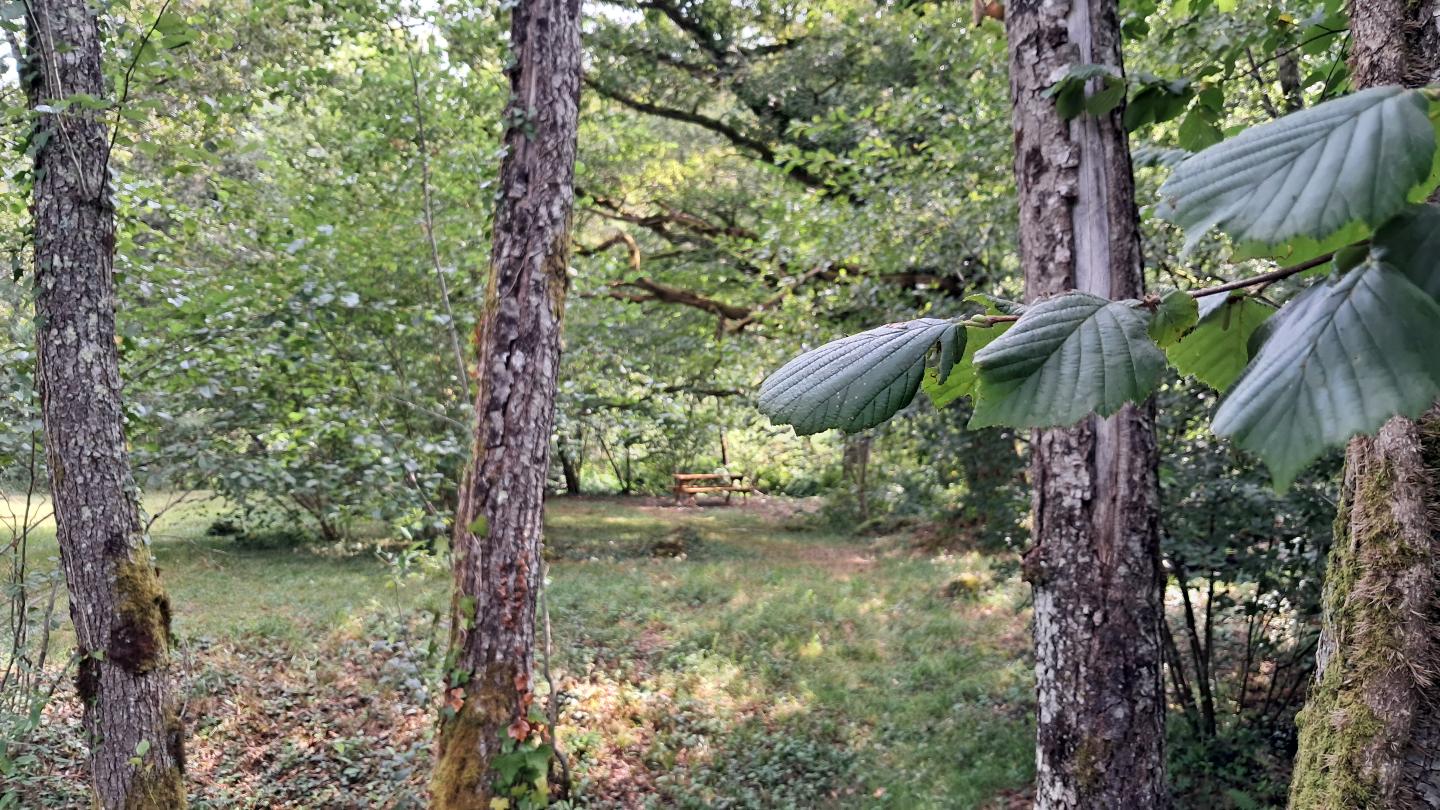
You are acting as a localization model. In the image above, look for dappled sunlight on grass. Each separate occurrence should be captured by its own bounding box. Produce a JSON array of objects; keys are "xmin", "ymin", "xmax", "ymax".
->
[
  {"xmin": 544, "ymin": 498, "xmax": 1035, "ymax": 807},
  {"xmin": 12, "ymin": 495, "xmax": 1035, "ymax": 807}
]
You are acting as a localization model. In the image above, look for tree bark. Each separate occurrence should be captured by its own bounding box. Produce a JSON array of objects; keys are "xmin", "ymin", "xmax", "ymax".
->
[
  {"xmin": 430, "ymin": 0, "xmax": 581, "ymax": 804},
  {"xmin": 558, "ymin": 444, "xmax": 582, "ymax": 496},
  {"xmin": 1003, "ymin": 1, "xmax": 1166, "ymax": 807},
  {"xmin": 1289, "ymin": 4, "xmax": 1440, "ymax": 806},
  {"xmin": 947, "ymin": 420, "xmax": 1025, "ymax": 550},
  {"xmin": 842, "ymin": 433, "xmax": 871, "ymax": 524},
  {"xmin": 23, "ymin": 2, "xmax": 186, "ymax": 807}
]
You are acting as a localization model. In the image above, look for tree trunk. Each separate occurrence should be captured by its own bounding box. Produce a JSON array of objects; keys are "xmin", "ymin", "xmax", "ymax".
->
[
  {"xmin": 430, "ymin": 0, "xmax": 581, "ymax": 804},
  {"xmin": 1003, "ymin": 1, "xmax": 1166, "ymax": 807},
  {"xmin": 948, "ymin": 420, "xmax": 1025, "ymax": 550},
  {"xmin": 23, "ymin": 2, "xmax": 186, "ymax": 807},
  {"xmin": 558, "ymin": 444, "xmax": 582, "ymax": 495},
  {"xmin": 842, "ymin": 433, "xmax": 871, "ymax": 524},
  {"xmin": 1289, "ymin": 4, "xmax": 1440, "ymax": 806}
]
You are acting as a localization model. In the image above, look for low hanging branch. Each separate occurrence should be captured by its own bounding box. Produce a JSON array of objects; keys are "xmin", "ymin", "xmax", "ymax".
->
[{"xmin": 606, "ymin": 276, "xmax": 754, "ymax": 321}]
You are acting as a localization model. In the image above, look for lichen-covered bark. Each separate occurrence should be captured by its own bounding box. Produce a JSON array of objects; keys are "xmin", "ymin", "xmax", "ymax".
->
[
  {"xmin": 1291, "ymin": 414, "xmax": 1440, "ymax": 808},
  {"xmin": 1289, "ymin": 5, "xmax": 1440, "ymax": 806},
  {"xmin": 23, "ymin": 2, "xmax": 185, "ymax": 807},
  {"xmin": 1004, "ymin": 1, "xmax": 1166, "ymax": 806},
  {"xmin": 430, "ymin": 0, "xmax": 581, "ymax": 804}
]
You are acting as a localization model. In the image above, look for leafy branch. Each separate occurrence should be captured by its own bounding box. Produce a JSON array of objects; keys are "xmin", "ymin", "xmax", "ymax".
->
[{"xmin": 760, "ymin": 85, "xmax": 1440, "ymax": 488}]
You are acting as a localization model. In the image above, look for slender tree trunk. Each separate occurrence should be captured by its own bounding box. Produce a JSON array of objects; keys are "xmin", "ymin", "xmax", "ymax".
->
[
  {"xmin": 1289, "ymin": 5, "xmax": 1440, "ymax": 806},
  {"xmin": 1004, "ymin": 1, "xmax": 1166, "ymax": 806},
  {"xmin": 23, "ymin": 2, "xmax": 185, "ymax": 807},
  {"xmin": 430, "ymin": 0, "xmax": 581, "ymax": 804},
  {"xmin": 948, "ymin": 420, "xmax": 1025, "ymax": 549},
  {"xmin": 558, "ymin": 444, "xmax": 582, "ymax": 495},
  {"xmin": 842, "ymin": 433, "xmax": 871, "ymax": 524}
]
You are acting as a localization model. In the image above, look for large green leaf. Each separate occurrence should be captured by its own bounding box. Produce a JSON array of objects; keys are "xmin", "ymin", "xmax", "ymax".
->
[
  {"xmin": 1165, "ymin": 295, "xmax": 1276, "ymax": 391},
  {"xmin": 1371, "ymin": 205, "xmax": 1440, "ymax": 299},
  {"xmin": 970, "ymin": 292, "xmax": 1165, "ymax": 428},
  {"xmin": 1157, "ymin": 86, "xmax": 1437, "ymax": 257},
  {"xmin": 759, "ymin": 318, "xmax": 960, "ymax": 435},
  {"xmin": 1212, "ymin": 261, "xmax": 1440, "ymax": 489}
]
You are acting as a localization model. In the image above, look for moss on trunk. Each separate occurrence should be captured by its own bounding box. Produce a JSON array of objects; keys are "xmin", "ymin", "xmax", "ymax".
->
[
  {"xmin": 109, "ymin": 557, "xmax": 173, "ymax": 675},
  {"xmin": 431, "ymin": 665, "xmax": 523, "ymax": 808},
  {"xmin": 1290, "ymin": 413, "xmax": 1440, "ymax": 808}
]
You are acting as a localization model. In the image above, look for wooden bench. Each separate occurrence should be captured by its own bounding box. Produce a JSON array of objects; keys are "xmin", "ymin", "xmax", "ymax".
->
[{"xmin": 673, "ymin": 473, "xmax": 752, "ymax": 504}]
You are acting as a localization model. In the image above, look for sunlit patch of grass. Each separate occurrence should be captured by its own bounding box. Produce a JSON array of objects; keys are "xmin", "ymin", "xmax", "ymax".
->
[
  {"xmin": 11, "ymin": 494, "xmax": 1035, "ymax": 807},
  {"xmin": 543, "ymin": 500, "xmax": 1035, "ymax": 807}
]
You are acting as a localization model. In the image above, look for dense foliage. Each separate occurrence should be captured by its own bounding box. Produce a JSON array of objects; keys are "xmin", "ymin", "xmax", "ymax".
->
[{"xmin": 0, "ymin": 0, "xmax": 1391, "ymax": 805}]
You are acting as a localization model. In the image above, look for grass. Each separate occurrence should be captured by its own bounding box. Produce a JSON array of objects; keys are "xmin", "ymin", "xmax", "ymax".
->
[{"xmin": 5, "ymin": 495, "xmax": 1035, "ymax": 808}]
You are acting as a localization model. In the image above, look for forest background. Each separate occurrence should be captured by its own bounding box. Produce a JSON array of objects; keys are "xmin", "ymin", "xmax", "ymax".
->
[{"xmin": 0, "ymin": 0, "xmax": 1361, "ymax": 806}]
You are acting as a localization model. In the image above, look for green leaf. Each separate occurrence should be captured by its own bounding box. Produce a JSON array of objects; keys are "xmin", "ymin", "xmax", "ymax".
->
[
  {"xmin": 1085, "ymin": 76, "xmax": 1127, "ymax": 117},
  {"xmin": 1371, "ymin": 205, "xmax": 1440, "ymax": 299},
  {"xmin": 1047, "ymin": 65, "xmax": 1122, "ymax": 121},
  {"xmin": 1054, "ymin": 83, "xmax": 1085, "ymax": 120},
  {"xmin": 1157, "ymin": 86, "xmax": 1438, "ymax": 257},
  {"xmin": 935, "ymin": 322, "xmax": 965, "ymax": 384},
  {"xmin": 494, "ymin": 752, "xmax": 526, "ymax": 783},
  {"xmin": 759, "ymin": 318, "xmax": 959, "ymax": 434},
  {"xmin": 970, "ymin": 293, "xmax": 1165, "ymax": 428},
  {"xmin": 1177, "ymin": 108, "xmax": 1223, "ymax": 151},
  {"xmin": 1212, "ymin": 262, "xmax": 1440, "ymax": 489},
  {"xmin": 1165, "ymin": 296, "xmax": 1276, "ymax": 391},
  {"xmin": 1124, "ymin": 86, "xmax": 1160, "ymax": 131},
  {"xmin": 921, "ymin": 321, "xmax": 1013, "ymax": 409},
  {"xmin": 1148, "ymin": 289, "xmax": 1199, "ymax": 347}
]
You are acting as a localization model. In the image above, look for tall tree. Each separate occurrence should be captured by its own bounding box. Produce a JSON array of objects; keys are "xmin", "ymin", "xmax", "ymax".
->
[
  {"xmin": 1289, "ymin": 2, "xmax": 1440, "ymax": 806},
  {"xmin": 430, "ymin": 0, "xmax": 582, "ymax": 804},
  {"xmin": 1004, "ymin": 1, "xmax": 1166, "ymax": 806},
  {"xmin": 22, "ymin": 0, "xmax": 186, "ymax": 807}
]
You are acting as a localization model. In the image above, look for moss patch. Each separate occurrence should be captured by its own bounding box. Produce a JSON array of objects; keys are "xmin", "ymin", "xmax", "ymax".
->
[
  {"xmin": 122, "ymin": 764, "xmax": 186, "ymax": 810},
  {"xmin": 1290, "ymin": 450, "xmax": 1413, "ymax": 808},
  {"xmin": 108, "ymin": 556, "xmax": 172, "ymax": 675},
  {"xmin": 1289, "ymin": 656, "xmax": 1384, "ymax": 809},
  {"xmin": 431, "ymin": 665, "xmax": 520, "ymax": 809}
]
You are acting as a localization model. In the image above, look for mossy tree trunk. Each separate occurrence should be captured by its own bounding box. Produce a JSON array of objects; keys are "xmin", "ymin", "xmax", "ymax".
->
[
  {"xmin": 1289, "ymin": 4, "xmax": 1440, "ymax": 806},
  {"xmin": 1004, "ymin": 0, "xmax": 1167, "ymax": 806},
  {"xmin": 23, "ymin": 1, "xmax": 186, "ymax": 807},
  {"xmin": 430, "ymin": 0, "xmax": 582, "ymax": 805}
]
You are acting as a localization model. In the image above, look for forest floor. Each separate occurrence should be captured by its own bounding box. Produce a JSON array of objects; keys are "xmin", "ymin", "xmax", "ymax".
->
[{"xmin": 8, "ymin": 496, "xmax": 1035, "ymax": 808}]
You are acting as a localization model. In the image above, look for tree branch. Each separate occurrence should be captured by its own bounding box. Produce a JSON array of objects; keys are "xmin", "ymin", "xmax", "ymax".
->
[
  {"xmin": 584, "ymin": 77, "xmax": 835, "ymax": 191},
  {"xmin": 1188, "ymin": 251, "xmax": 1338, "ymax": 299},
  {"xmin": 606, "ymin": 277, "xmax": 754, "ymax": 321},
  {"xmin": 576, "ymin": 229, "xmax": 641, "ymax": 269}
]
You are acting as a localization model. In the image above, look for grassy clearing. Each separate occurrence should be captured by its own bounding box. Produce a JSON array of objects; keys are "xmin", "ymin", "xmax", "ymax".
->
[{"xmin": 7, "ymin": 496, "xmax": 1034, "ymax": 808}]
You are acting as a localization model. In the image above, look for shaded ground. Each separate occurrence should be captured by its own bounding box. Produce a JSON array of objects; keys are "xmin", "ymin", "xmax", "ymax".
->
[{"xmin": 6, "ymin": 496, "xmax": 1035, "ymax": 808}]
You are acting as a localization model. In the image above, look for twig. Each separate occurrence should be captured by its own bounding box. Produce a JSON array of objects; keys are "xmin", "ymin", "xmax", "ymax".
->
[
  {"xmin": 1187, "ymin": 251, "xmax": 1336, "ymax": 299},
  {"xmin": 402, "ymin": 33, "xmax": 471, "ymax": 402},
  {"xmin": 1246, "ymin": 28, "xmax": 1346, "ymax": 74},
  {"xmin": 1318, "ymin": 29, "xmax": 1353, "ymax": 101},
  {"xmin": 539, "ymin": 560, "xmax": 572, "ymax": 798},
  {"xmin": 101, "ymin": 0, "xmax": 173, "ymax": 196}
]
